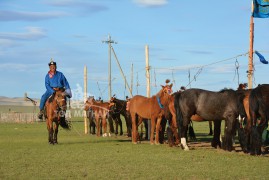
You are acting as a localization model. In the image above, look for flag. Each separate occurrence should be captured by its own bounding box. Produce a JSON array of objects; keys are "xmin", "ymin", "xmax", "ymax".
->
[
  {"xmin": 255, "ymin": 51, "xmax": 268, "ymax": 64},
  {"xmin": 252, "ymin": 0, "xmax": 269, "ymax": 18}
]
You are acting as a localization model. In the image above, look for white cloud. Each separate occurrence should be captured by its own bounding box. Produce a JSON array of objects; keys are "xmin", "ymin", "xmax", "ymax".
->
[
  {"xmin": 133, "ymin": 0, "xmax": 168, "ymax": 7},
  {"xmin": 0, "ymin": 10, "xmax": 68, "ymax": 21},
  {"xmin": 0, "ymin": 27, "xmax": 47, "ymax": 41}
]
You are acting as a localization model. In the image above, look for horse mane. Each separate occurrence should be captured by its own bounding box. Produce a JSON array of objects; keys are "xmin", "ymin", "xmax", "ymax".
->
[
  {"xmin": 48, "ymin": 94, "xmax": 55, "ymax": 103},
  {"xmin": 218, "ymin": 88, "xmax": 234, "ymax": 93}
]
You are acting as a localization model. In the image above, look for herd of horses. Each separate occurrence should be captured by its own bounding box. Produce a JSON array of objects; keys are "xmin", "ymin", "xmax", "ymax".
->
[{"xmin": 43, "ymin": 81, "xmax": 269, "ymax": 156}]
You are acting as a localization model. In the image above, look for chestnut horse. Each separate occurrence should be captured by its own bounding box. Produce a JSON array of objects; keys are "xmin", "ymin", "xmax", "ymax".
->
[
  {"xmin": 45, "ymin": 88, "xmax": 70, "ymax": 144},
  {"xmin": 84, "ymin": 97, "xmax": 111, "ymax": 137},
  {"xmin": 127, "ymin": 83, "xmax": 173, "ymax": 144}
]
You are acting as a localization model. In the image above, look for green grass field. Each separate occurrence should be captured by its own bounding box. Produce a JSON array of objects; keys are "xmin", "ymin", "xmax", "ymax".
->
[{"xmin": 0, "ymin": 120, "xmax": 268, "ymax": 180}]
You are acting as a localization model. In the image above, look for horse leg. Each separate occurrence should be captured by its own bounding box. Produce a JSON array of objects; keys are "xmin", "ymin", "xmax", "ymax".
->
[
  {"xmin": 222, "ymin": 118, "xmax": 236, "ymax": 151},
  {"xmin": 124, "ymin": 113, "xmax": 132, "ymax": 137},
  {"xmin": 118, "ymin": 116, "xmax": 123, "ymax": 136},
  {"xmin": 150, "ymin": 116, "xmax": 156, "ymax": 145},
  {"xmin": 144, "ymin": 120, "xmax": 149, "ymax": 140},
  {"xmin": 180, "ymin": 116, "xmax": 190, "ymax": 151},
  {"xmin": 53, "ymin": 121, "xmax": 59, "ymax": 144},
  {"xmin": 211, "ymin": 120, "xmax": 221, "ymax": 148},
  {"xmin": 47, "ymin": 118, "xmax": 54, "ymax": 144},
  {"xmin": 170, "ymin": 116, "xmax": 180, "ymax": 145},
  {"xmin": 113, "ymin": 116, "xmax": 119, "ymax": 135},
  {"xmin": 155, "ymin": 115, "xmax": 162, "ymax": 145},
  {"xmin": 102, "ymin": 114, "xmax": 108, "ymax": 137},
  {"xmin": 131, "ymin": 112, "xmax": 138, "ymax": 144},
  {"xmin": 95, "ymin": 114, "xmax": 101, "ymax": 137}
]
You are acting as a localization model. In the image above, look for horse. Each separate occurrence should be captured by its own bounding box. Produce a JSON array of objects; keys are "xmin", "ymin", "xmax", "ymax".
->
[
  {"xmin": 248, "ymin": 84, "xmax": 269, "ymax": 155},
  {"xmin": 84, "ymin": 97, "xmax": 111, "ymax": 137},
  {"xmin": 174, "ymin": 88, "xmax": 244, "ymax": 151},
  {"xmin": 109, "ymin": 96, "xmax": 129, "ymax": 136},
  {"xmin": 45, "ymin": 88, "xmax": 71, "ymax": 144},
  {"xmin": 127, "ymin": 82, "xmax": 173, "ymax": 144},
  {"xmin": 110, "ymin": 96, "xmax": 149, "ymax": 139},
  {"xmin": 86, "ymin": 107, "xmax": 96, "ymax": 135}
]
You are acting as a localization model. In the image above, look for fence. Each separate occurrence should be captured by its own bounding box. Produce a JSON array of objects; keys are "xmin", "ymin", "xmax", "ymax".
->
[
  {"xmin": 0, "ymin": 112, "xmax": 38, "ymax": 123},
  {"xmin": 0, "ymin": 110, "xmax": 73, "ymax": 123}
]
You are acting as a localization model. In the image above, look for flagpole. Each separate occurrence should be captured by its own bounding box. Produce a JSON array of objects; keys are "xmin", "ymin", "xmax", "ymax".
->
[{"xmin": 248, "ymin": 0, "xmax": 254, "ymax": 89}]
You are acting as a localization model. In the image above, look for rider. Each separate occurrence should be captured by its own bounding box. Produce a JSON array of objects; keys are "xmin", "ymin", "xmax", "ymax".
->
[{"xmin": 38, "ymin": 59, "xmax": 72, "ymax": 119}]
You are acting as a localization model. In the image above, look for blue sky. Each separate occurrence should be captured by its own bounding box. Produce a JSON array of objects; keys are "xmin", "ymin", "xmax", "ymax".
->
[{"xmin": 0, "ymin": 0, "xmax": 268, "ymax": 100}]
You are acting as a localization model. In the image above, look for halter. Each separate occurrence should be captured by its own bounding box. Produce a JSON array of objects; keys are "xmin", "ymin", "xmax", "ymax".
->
[
  {"xmin": 157, "ymin": 96, "xmax": 164, "ymax": 109},
  {"xmin": 55, "ymin": 93, "xmax": 66, "ymax": 111}
]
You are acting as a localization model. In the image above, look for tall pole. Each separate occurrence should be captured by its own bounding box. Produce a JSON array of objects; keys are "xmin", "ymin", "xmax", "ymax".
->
[
  {"xmin": 111, "ymin": 46, "xmax": 133, "ymax": 97},
  {"xmin": 102, "ymin": 34, "xmax": 116, "ymax": 99},
  {"xmin": 131, "ymin": 63, "xmax": 133, "ymax": 96},
  {"xmin": 248, "ymin": 1, "xmax": 254, "ymax": 89},
  {"xmin": 84, "ymin": 65, "xmax": 88, "ymax": 134},
  {"xmin": 145, "ymin": 45, "xmax": 150, "ymax": 140},
  {"xmin": 145, "ymin": 45, "xmax": 150, "ymax": 98}
]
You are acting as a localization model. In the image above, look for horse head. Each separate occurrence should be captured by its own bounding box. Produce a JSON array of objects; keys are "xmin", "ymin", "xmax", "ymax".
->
[
  {"xmin": 161, "ymin": 83, "xmax": 173, "ymax": 96},
  {"xmin": 109, "ymin": 96, "xmax": 117, "ymax": 111},
  {"xmin": 54, "ymin": 88, "xmax": 67, "ymax": 111},
  {"xmin": 84, "ymin": 96, "xmax": 95, "ymax": 111}
]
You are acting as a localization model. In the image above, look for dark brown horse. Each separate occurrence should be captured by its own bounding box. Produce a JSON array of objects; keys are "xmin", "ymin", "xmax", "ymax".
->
[
  {"xmin": 127, "ymin": 82, "xmax": 173, "ymax": 144},
  {"xmin": 109, "ymin": 96, "xmax": 128, "ymax": 136},
  {"xmin": 45, "ymin": 88, "xmax": 70, "ymax": 144},
  {"xmin": 174, "ymin": 88, "xmax": 244, "ymax": 151},
  {"xmin": 84, "ymin": 97, "xmax": 111, "ymax": 137},
  {"xmin": 248, "ymin": 84, "xmax": 269, "ymax": 155}
]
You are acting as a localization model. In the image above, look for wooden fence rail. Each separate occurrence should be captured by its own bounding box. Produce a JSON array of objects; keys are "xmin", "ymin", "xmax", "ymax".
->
[{"xmin": 0, "ymin": 112, "xmax": 38, "ymax": 123}]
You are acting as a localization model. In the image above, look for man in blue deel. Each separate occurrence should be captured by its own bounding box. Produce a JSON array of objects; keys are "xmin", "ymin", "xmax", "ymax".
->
[{"xmin": 38, "ymin": 60, "xmax": 72, "ymax": 119}]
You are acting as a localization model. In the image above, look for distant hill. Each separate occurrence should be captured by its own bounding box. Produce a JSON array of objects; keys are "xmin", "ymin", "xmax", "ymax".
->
[{"xmin": 0, "ymin": 96, "xmax": 40, "ymax": 106}]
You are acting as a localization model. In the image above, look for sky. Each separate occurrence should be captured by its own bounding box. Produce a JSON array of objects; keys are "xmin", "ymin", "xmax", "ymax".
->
[{"xmin": 0, "ymin": 0, "xmax": 268, "ymax": 101}]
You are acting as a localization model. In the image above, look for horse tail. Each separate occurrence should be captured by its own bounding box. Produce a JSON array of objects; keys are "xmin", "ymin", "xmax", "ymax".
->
[
  {"xmin": 59, "ymin": 117, "xmax": 71, "ymax": 130},
  {"xmin": 174, "ymin": 92, "xmax": 183, "ymax": 136},
  {"xmin": 249, "ymin": 87, "xmax": 264, "ymax": 155}
]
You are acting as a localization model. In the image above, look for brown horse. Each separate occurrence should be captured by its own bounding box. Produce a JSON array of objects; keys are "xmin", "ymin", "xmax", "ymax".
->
[
  {"xmin": 45, "ymin": 88, "xmax": 70, "ymax": 144},
  {"xmin": 127, "ymin": 82, "xmax": 173, "ymax": 144},
  {"xmin": 84, "ymin": 97, "xmax": 111, "ymax": 137}
]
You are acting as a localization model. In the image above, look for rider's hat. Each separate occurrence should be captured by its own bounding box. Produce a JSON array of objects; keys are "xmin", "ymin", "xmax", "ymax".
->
[{"xmin": 48, "ymin": 58, "xmax": 57, "ymax": 66}]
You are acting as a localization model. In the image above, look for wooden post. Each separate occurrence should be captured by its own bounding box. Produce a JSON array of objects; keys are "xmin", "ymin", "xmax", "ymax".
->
[
  {"xmin": 145, "ymin": 45, "xmax": 150, "ymax": 140},
  {"xmin": 145, "ymin": 45, "xmax": 150, "ymax": 98},
  {"xmin": 84, "ymin": 65, "xmax": 88, "ymax": 134},
  {"xmin": 248, "ymin": 1, "xmax": 254, "ymax": 89}
]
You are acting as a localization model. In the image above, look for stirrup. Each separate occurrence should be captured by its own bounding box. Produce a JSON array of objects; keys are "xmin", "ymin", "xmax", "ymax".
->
[{"xmin": 38, "ymin": 110, "xmax": 44, "ymax": 119}]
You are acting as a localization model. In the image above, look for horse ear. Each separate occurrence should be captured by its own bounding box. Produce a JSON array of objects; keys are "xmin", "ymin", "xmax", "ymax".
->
[
  {"xmin": 170, "ymin": 83, "xmax": 173, "ymax": 88},
  {"xmin": 161, "ymin": 85, "xmax": 164, "ymax": 88}
]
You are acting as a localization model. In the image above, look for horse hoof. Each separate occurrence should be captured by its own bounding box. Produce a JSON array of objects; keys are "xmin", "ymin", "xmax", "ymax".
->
[
  {"xmin": 150, "ymin": 142, "xmax": 154, "ymax": 145},
  {"xmin": 155, "ymin": 142, "xmax": 160, "ymax": 145},
  {"xmin": 132, "ymin": 142, "xmax": 138, "ymax": 145}
]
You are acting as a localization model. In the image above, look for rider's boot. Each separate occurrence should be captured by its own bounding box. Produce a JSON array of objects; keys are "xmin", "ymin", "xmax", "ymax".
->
[{"xmin": 38, "ymin": 109, "xmax": 44, "ymax": 119}]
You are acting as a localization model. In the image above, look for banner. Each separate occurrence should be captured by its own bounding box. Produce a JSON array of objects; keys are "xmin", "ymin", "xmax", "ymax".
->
[
  {"xmin": 255, "ymin": 51, "xmax": 268, "ymax": 64},
  {"xmin": 253, "ymin": 0, "xmax": 269, "ymax": 18}
]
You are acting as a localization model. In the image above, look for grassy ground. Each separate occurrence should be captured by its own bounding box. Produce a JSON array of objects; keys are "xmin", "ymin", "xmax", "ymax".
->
[{"xmin": 0, "ymin": 121, "xmax": 269, "ymax": 180}]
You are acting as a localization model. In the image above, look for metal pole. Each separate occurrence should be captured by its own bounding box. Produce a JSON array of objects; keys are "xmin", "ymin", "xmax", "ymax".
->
[
  {"xmin": 131, "ymin": 63, "xmax": 133, "ymax": 96},
  {"xmin": 102, "ymin": 34, "xmax": 116, "ymax": 100},
  {"xmin": 84, "ymin": 65, "xmax": 88, "ymax": 134},
  {"xmin": 108, "ymin": 35, "xmax": 112, "ymax": 99},
  {"xmin": 111, "ymin": 46, "xmax": 133, "ymax": 97}
]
